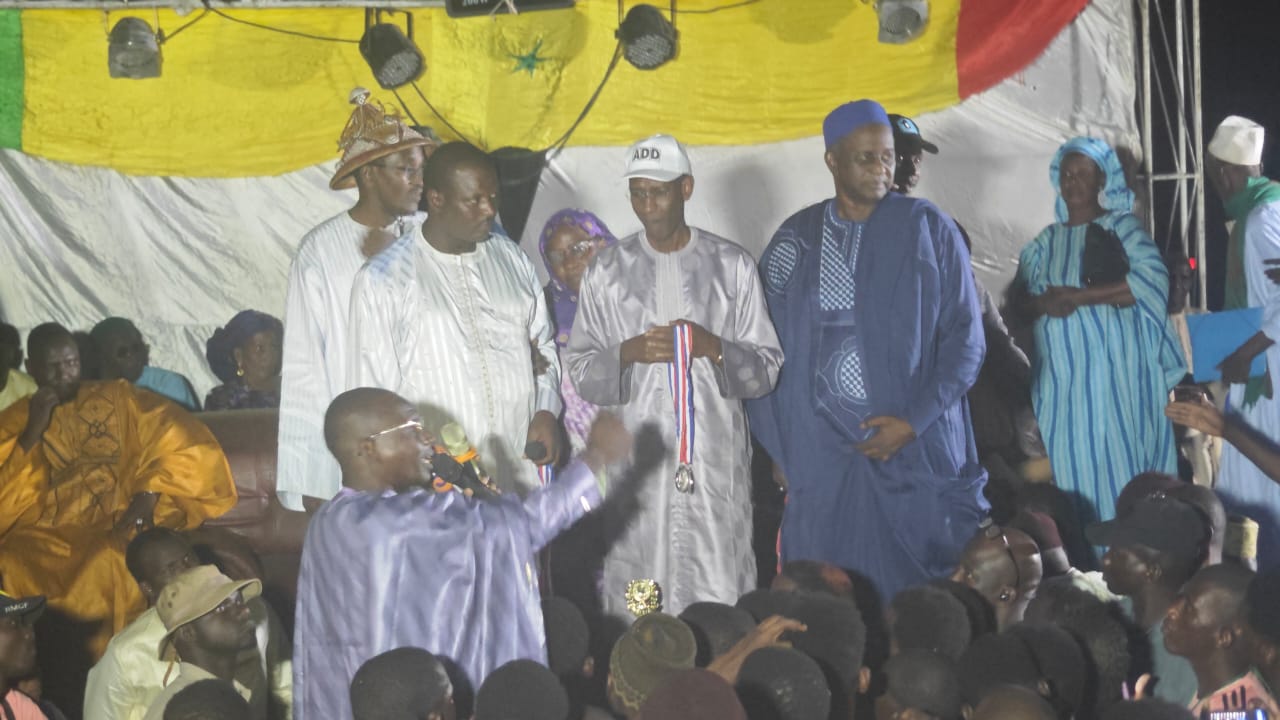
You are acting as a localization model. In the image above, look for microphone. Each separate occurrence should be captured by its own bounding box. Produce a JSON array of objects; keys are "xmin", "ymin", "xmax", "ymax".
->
[{"xmin": 434, "ymin": 423, "xmax": 499, "ymax": 500}]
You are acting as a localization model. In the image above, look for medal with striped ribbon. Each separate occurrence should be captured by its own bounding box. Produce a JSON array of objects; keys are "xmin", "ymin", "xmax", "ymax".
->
[{"xmin": 668, "ymin": 323, "xmax": 696, "ymax": 494}]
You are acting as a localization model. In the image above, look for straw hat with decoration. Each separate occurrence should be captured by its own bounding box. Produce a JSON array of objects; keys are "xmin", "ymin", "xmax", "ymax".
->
[{"xmin": 330, "ymin": 87, "xmax": 437, "ymax": 191}]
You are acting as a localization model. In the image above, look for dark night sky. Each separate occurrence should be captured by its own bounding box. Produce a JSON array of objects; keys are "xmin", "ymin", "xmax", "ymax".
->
[{"xmin": 1192, "ymin": 1, "xmax": 1280, "ymax": 307}]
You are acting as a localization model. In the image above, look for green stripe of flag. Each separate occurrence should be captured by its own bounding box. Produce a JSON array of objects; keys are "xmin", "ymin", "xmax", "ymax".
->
[{"xmin": 0, "ymin": 10, "xmax": 21, "ymax": 150}]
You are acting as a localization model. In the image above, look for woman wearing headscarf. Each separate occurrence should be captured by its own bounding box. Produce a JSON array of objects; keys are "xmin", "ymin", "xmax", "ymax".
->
[
  {"xmin": 1016, "ymin": 137, "xmax": 1185, "ymax": 531},
  {"xmin": 538, "ymin": 209, "xmax": 617, "ymax": 452},
  {"xmin": 204, "ymin": 310, "xmax": 284, "ymax": 411}
]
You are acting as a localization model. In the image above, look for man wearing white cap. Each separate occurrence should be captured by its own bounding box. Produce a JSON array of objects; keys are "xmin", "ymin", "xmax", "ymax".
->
[
  {"xmin": 565, "ymin": 134, "xmax": 783, "ymax": 617},
  {"xmin": 1206, "ymin": 114, "xmax": 1280, "ymax": 568},
  {"xmin": 277, "ymin": 88, "xmax": 436, "ymax": 511}
]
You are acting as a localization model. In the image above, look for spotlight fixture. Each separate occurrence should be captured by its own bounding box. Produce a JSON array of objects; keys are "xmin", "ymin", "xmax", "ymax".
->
[
  {"xmin": 876, "ymin": 0, "xmax": 929, "ymax": 44},
  {"xmin": 360, "ymin": 9, "xmax": 425, "ymax": 90},
  {"xmin": 108, "ymin": 17, "xmax": 161, "ymax": 79},
  {"xmin": 617, "ymin": 3, "xmax": 677, "ymax": 71}
]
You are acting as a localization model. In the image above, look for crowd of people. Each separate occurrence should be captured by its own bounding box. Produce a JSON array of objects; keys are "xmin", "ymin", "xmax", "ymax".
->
[{"xmin": 2, "ymin": 85, "xmax": 1280, "ymax": 720}]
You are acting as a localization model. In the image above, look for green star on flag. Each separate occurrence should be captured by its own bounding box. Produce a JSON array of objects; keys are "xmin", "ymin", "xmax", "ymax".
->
[{"xmin": 510, "ymin": 39, "xmax": 547, "ymax": 76}]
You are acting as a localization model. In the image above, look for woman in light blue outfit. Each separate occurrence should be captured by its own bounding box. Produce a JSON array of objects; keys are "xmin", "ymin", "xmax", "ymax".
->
[{"xmin": 1017, "ymin": 137, "xmax": 1185, "ymax": 533}]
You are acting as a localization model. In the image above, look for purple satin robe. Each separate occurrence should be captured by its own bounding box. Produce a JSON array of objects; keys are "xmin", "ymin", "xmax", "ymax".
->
[{"xmin": 292, "ymin": 460, "xmax": 601, "ymax": 720}]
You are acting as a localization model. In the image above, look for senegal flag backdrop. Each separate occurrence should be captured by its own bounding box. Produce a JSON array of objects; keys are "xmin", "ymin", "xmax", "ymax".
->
[{"xmin": 0, "ymin": 0, "xmax": 1088, "ymax": 178}]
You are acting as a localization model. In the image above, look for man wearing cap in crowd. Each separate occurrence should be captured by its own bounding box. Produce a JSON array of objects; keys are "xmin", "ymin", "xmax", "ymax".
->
[
  {"xmin": 276, "ymin": 87, "xmax": 436, "ymax": 512},
  {"xmin": 1090, "ymin": 495, "xmax": 1205, "ymax": 705},
  {"xmin": 1205, "ymin": 114, "xmax": 1280, "ymax": 569},
  {"xmin": 747, "ymin": 99, "xmax": 987, "ymax": 602},
  {"xmin": 347, "ymin": 141, "xmax": 563, "ymax": 493},
  {"xmin": 0, "ymin": 592, "xmax": 50, "ymax": 720},
  {"xmin": 141, "ymin": 566, "xmax": 261, "ymax": 720},
  {"xmin": 888, "ymin": 114, "xmax": 938, "ymax": 196},
  {"xmin": 565, "ymin": 133, "xmax": 783, "ymax": 617}
]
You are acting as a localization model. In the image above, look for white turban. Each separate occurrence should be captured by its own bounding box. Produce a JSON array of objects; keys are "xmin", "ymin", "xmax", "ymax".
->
[{"xmin": 1208, "ymin": 115, "xmax": 1265, "ymax": 166}]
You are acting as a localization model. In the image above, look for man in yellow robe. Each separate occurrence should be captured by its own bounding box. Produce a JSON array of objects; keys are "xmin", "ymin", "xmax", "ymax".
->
[{"xmin": 0, "ymin": 323, "xmax": 237, "ymax": 664}]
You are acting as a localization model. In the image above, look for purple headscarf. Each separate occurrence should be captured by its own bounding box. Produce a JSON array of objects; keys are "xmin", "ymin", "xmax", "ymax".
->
[{"xmin": 539, "ymin": 209, "xmax": 618, "ymax": 349}]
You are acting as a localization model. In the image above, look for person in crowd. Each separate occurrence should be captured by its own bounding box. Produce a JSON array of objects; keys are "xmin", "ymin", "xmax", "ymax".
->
[
  {"xmin": 348, "ymin": 142, "xmax": 562, "ymax": 495},
  {"xmin": 0, "ymin": 592, "xmax": 52, "ymax": 720},
  {"xmin": 888, "ymin": 114, "xmax": 1039, "ymax": 481},
  {"xmin": 1244, "ymin": 570, "xmax": 1280, "ymax": 694},
  {"xmin": 1090, "ymin": 496, "xmax": 1205, "ymax": 704},
  {"xmin": 970, "ymin": 685, "xmax": 1056, "ymax": 720},
  {"xmin": 874, "ymin": 649, "xmax": 962, "ymax": 720},
  {"xmin": 950, "ymin": 520, "xmax": 1043, "ymax": 632},
  {"xmin": 638, "ymin": 669, "xmax": 747, "ymax": 720},
  {"xmin": 1015, "ymin": 137, "xmax": 1184, "ymax": 535},
  {"xmin": 142, "ymin": 566, "xmax": 261, "ymax": 720},
  {"xmin": 292, "ymin": 388, "xmax": 631, "ymax": 720},
  {"xmin": 91, "ymin": 318, "xmax": 201, "ymax": 411},
  {"xmin": 606, "ymin": 612, "xmax": 697, "ymax": 719},
  {"xmin": 1024, "ymin": 578, "xmax": 1134, "ymax": 717},
  {"xmin": 203, "ymin": 311, "xmax": 283, "ymax": 411},
  {"xmin": 959, "ymin": 633, "xmax": 1075, "ymax": 718},
  {"xmin": 770, "ymin": 560, "xmax": 856, "ymax": 601},
  {"xmin": 538, "ymin": 209, "xmax": 618, "ymax": 452},
  {"xmin": 542, "ymin": 596, "xmax": 604, "ymax": 720},
  {"xmin": 887, "ymin": 585, "xmax": 972, "ymax": 660},
  {"xmin": 85, "ymin": 529, "xmax": 291, "ymax": 720},
  {"xmin": 349, "ymin": 647, "xmax": 455, "ymax": 720},
  {"xmin": 1164, "ymin": 564, "xmax": 1279, "ymax": 717},
  {"xmin": 276, "ymin": 87, "xmax": 434, "ymax": 512},
  {"xmin": 1009, "ymin": 510, "xmax": 1071, "ymax": 578},
  {"xmin": 566, "ymin": 133, "xmax": 783, "ymax": 616},
  {"xmin": 736, "ymin": 646, "xmax": 831, "ymax": 720},
  {"xmin": 678, "ymin": 602, "xmax": 758, "ymax": 667},
  {"xmin": 474, "ymin": 660, "xmax": 569, "ymax": 720},
  {"xmin": 0, "ymin": 323, "xmax": 236, "ymax": 662},
  {"xmin": 747, "ymin": 99, "xmax": 987, "ymax": 602},
  {"xmin": 1200, "ymin": 118, "xmax": 1280, "ymax": 568},
  {"xmin": 162, "ymin": 680, "xmax": 251, "ymax": 720},
  {"xmin": 930, "ymin": 579, "xmax": 998, "ymax": 641},
  {"xmin": 1006, "ymin": 623, "xmax": 1088, "ymax": 720},
  {"xmin": 0, "ymin": 323, "xmax": 35, "ymax": 412}
]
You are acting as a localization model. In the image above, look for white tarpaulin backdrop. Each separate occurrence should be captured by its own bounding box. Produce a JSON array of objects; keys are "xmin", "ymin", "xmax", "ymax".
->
[{"xmin": 0, "ymin": 0, "xmax": 1136, "ymax": 400}]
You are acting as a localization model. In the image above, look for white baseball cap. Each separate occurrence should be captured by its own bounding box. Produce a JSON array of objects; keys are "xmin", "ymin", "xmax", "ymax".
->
[
  {"xmin": 623, "ymin": 134, "xmax": 692, "ymax": 182},
  {"xmin": 1208, "ymin": 115, "xmax": 1265, "ymax": 166}
]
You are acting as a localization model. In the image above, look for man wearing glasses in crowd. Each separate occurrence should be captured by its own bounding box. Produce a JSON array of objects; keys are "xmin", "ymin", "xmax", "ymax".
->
[
  {"xmin": 565, "ymin": 133, "xmax": 783, "ymax": 619},
  {"xmin": 291, "ymin": 388, "xmax": 632, "ymax": 720}
]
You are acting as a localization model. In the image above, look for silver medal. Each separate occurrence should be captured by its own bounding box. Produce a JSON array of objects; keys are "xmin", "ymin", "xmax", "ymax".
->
[{"xmin": 674, "ymin": 464, "xmax": 695, "ymax": 494}]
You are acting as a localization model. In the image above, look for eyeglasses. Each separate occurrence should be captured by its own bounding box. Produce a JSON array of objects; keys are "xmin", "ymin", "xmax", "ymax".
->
[
  {"xmin": 365, "ymin": 419, "xmax": 429, "ymax": 443},
  {"xmin": 981, "ymin": 517, "xmax": 1022, "ymax": 591},
  {"xmin": 370, "ymin": 163, "xmax": 424, "ymax": 182},
  {"xmin": 546, "ymin": 239, "xmax": 600, "ymax": 266}
]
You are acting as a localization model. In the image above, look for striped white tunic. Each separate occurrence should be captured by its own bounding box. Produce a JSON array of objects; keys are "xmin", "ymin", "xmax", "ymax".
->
[
  {"xmin": 348, "ymin": 229, "xmax": 562, "ymax": 494},
  {"xmin": 277, "ymin": 211, "xmax": 424, "ymax": 510}
]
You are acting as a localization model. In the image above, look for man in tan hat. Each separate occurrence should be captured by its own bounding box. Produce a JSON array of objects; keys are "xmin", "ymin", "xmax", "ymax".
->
[
  {"xmin": 141, "ymin": 565, "xmax": 261, "ymax": 720},
  {"xmin": 1205, "ymin": 114, "xmax": 1280, "ymax": 569},
  {"xmin": 277, "ymin": 87, "xmax": 438, "ymax": 512}
]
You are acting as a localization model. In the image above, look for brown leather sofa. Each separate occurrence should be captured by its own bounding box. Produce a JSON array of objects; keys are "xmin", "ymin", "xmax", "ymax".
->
[{"xmin": 195, "ymin": 408, "xmax": 311, "ymax": 629}]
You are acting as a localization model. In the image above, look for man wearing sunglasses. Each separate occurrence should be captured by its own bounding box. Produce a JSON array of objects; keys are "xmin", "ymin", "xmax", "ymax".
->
[
  {"xmin": 292, "ymin": 387, "xmax": 631, "ymax": 720},
  {"xmin": 950, "ymin": 517, "xmax": 1043, "ymax": 632},
  {"xmin": 277, "ymin": 87, "xmax": 438, "ymax": 514}
]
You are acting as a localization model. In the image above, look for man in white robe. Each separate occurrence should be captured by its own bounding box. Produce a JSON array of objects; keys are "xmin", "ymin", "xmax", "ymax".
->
[
  {"xmin": 276, "ymin": 88, "xmax": 435, "ymax": 511},
  {"xmin": 348, "ymin": 142, "xmax": 563, "ymax": 493},
  {"xmin": 1206, "ymin": 115, "xmax": 1280, "ymax": 569},
  {"xmin": 565, "ymin": 134, "xmax": 783, "ymax": 616}
]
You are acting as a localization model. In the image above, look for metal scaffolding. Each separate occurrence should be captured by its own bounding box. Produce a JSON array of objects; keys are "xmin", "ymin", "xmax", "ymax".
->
[{"xmin": 1137, "ymin": 0, "xmax": 1206, "ymax": 309}]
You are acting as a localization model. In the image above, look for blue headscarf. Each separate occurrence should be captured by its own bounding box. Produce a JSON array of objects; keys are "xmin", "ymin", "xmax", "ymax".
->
[{"xmin": 1049, "ymin": 137, "xmax": 1135, "ymax": 224}]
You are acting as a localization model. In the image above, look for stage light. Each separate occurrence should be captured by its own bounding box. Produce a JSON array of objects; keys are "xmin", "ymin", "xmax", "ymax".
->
[
  {"xmin": 360, "ymin": 11, "xmax": 425, "ymax": 90},
  {"xmin": 617, "ymin": 4, "xmax": 677, "ymax": 70},
  {"xmin": 108, "ymin": 17, "xmax": 161, "ymax": 79},
  {"xmin": 877, "ymin": 0, "xmax": 929, "ymax": 44}
]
